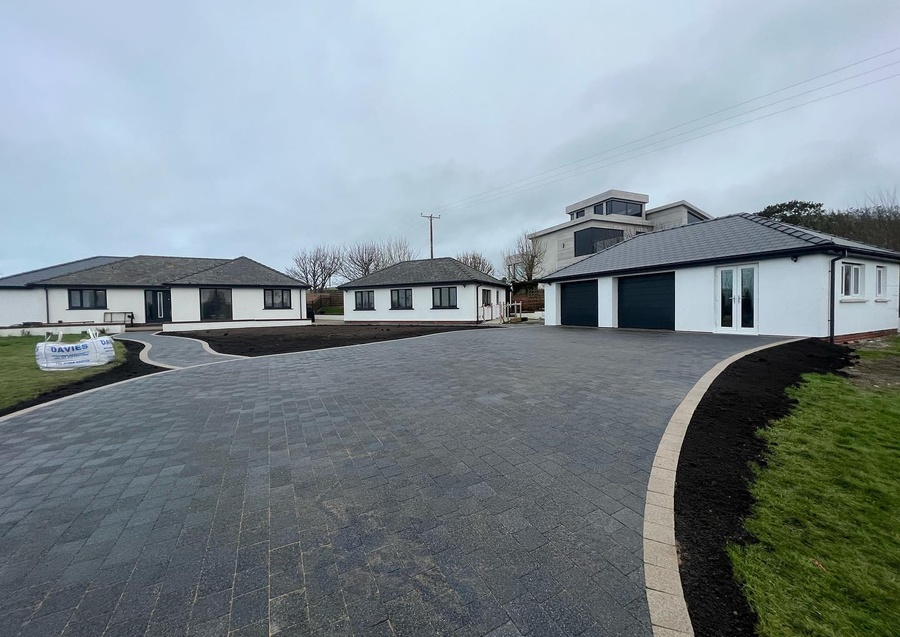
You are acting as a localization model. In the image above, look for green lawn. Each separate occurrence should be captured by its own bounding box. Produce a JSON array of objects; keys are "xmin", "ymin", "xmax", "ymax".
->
[
  {"xmin": 730, "ymin": 369, "xmax": 900, "ymax": 636},
  {"xmin": 316, "ymin": 306, "xmax": 344, "ymax": 315},
  {"xmin": 0, "ymin": 335, "xmax": 126, "ymax": 412}
]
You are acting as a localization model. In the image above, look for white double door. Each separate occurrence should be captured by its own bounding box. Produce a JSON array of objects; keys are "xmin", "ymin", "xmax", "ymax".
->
[{"xmin": 716, "ymin": 264, "xmax": 758, "ymax": 333}]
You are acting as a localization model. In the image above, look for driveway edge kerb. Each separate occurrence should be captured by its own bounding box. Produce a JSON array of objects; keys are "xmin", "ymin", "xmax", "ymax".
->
[{"xmin": 643, "ymin": 337, "xmax": 803, "ymax": 637}]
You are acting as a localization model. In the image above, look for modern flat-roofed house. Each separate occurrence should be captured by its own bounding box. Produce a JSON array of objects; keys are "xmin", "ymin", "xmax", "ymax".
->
[
  {"xmin": 339, "ymin": 258, "xmax": 509, "ymax": 323},
  {"xmin": 0, "ymin": 255, "xmax": 310, "ymax": 332},
  {"xmin": 540, "ymin": 213, "xmax": 900, "ymax": 340},
  {"xmin": 519, "ymin": 189, "xmax": 710, "ymax": 280}
]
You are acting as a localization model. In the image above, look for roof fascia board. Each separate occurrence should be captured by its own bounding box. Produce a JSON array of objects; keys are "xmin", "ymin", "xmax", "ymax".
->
[
  {"xmin": 339, "ymin": 280, "xmax": 509, "ymax": 290},
  {"xmin": 539, "ymin": 245, "xmax": 844, "ymax": 283}
]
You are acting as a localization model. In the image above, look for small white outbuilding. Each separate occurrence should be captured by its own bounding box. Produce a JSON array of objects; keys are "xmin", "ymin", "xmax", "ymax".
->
[{"xmin": 340, "ymin": 258, "xmax": 509, "ymax": 324}]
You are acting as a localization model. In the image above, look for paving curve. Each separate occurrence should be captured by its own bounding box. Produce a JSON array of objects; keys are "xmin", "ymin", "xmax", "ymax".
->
[
  {"xmin": 0, "ymin": 328, "xmax": 775, "ymax": 637},
  {"xmin": 116, "ymin": 332, "xmax": 243, "ymax": 369}
]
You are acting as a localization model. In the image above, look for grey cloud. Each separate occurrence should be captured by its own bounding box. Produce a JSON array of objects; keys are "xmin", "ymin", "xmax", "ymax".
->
[{"xmin": 1, "ymin": 0, "xmax": 898, "ymax": 277}]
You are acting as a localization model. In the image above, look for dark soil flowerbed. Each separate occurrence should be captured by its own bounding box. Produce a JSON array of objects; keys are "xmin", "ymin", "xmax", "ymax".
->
[
  {"xmin": 169, "ymin": 324, "xmax": 494, "ymax": 357},
  {"xmin": 675, "ymin": 338, "xmax": 854, "ymax": 637},
  {"xmin": 0, "ymin": 341, "xmax": 161, "ymax": 418}
]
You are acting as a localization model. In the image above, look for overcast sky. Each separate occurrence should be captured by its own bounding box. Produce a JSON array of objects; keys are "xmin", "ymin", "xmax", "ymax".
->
[{"xmin": 2, "ymin": 0, "xmax": 899, "ymax": 278}]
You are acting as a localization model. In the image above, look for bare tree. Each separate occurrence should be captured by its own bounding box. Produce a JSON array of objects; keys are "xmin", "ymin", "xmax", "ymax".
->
[
  {"xmin": 285, "ymin": 245, "xmax": 343, "ymax": 291},
  {"xmin": 382, "ymin": 236, "xmax": 420, "ymax": 265},
  {"xmin": 341, "ymin": 241, "xmax": 382, "ymax": 281},
  {"xmin": 502, "ymin": 230, "xmax": 546, "ymax": 282},
  {"xmin": 340, "ymin": 237, "xmax": 420, "ymax": 280},
  {"xmin": 455, "ymin": 251, "xmax": 495, "ymax": 276}
]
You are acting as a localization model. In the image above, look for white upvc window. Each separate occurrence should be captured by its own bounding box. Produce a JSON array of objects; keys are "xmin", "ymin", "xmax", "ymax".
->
[
  {"xmin": 875, "ymin": 266, "xmax": 887, "ymax": 299},
  {"xmin": 841, "ymin": 263, "xmax": 863, "ymax": 298}
]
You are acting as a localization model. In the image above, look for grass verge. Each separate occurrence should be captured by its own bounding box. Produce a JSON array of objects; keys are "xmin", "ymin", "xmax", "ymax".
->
[
  {"xmin": 0, "ymin": 335, "xmax": 126, "ymax": 412},
  {"xmin": 729, "ymin": 372, "xmax": 900, "ymax": 636}
]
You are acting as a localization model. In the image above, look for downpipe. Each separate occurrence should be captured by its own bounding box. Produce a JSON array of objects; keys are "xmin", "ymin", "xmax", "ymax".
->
[{"xmin": 829, "ymin": 250, "xmax": 848, "ymax": 344}]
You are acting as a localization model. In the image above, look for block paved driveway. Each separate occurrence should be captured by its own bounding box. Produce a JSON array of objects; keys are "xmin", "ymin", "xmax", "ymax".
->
[
  {"xmin": 116, "ymin": 333, "xmax": 243, "ymax": 369},
  {"xmin": 0, "ymin": 328, "xmax": 776, "ymax": 637}
]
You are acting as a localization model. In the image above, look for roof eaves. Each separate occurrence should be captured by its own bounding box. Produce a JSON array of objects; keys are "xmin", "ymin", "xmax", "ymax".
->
[{"xmin": 540, "ymin": 244, "xmax": 844, "ymax": 283}]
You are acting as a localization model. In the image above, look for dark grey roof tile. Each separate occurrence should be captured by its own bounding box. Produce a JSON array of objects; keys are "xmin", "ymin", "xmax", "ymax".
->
[
  {"xmin": 541, "ymin": 213, "xmax": 900, "ymax": 281},
  {"xmin": 339, "ymin": 257, "xmax": 506, "ymax": 289},
  {"xmin": 0, "ymin": 256, "xmax": 127, "ymax": 288}
]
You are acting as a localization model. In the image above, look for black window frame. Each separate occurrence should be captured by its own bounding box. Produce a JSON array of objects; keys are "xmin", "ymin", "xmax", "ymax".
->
[
  {"xmin": 68, "ymin": 288, "xmax": 107, "ymax": 310},
  {"xmin": 606, "ymin": 199, "xmax": 643, "ymax": 217},
  {"xmin": 432, "ymin": 286, "xmax": 457, "ymax": 309},
  {"xmin": 390, "ymin": 288, "xmax": 413, "ymax": 310},
  {"xmin": 199, "ymin": 288, "xmax": 233, "ymax": 321},
  {"xmin": 355, "ymin": 290, "xmax": 375, "ymax": 311},
  {"xmin": 481, "ymin": 289, "xmax": 492, "ymax": 306},
  {"xmin": 264, "ymin": 288, "xmax": 292, "ymax": 309}
]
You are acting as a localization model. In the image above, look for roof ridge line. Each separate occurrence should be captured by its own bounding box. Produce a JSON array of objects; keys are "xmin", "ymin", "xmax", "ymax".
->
[{"xmin": 739, "ymin": 213, "xmax": 834, "ymax": 246}]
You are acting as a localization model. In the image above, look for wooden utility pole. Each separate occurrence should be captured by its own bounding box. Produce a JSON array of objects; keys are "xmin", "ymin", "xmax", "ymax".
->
[{"xmin": 420, "ymin": 213, "xmax": 441, "ymax": 259}]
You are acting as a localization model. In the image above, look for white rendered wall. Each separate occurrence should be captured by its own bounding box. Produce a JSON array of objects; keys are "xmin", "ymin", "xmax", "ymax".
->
[
  {"xmin": 231, "ymin": 288, "xmax": 305, "ymax": 321},
  {"xmin": 672, "ymin": 258, "xmax": 829, "ymax": 336},
  {"xmin": 598, "ymin": 277, "xmax": 615, "ymax": 327},
  {"xmin": 171, "ymin": 287, "xmax": 306, "ymax": 323},
  {"xmin": 343, "ymin": 285, "xmax": 507, "ymax": 322},
  {"xmin": 47, "ymin": 287, "xmax": 147, "ymax": 324},
  {"xmin": 170, "ymin": 288, "xmax": 201, "ymax": 322},
  {"xmin": 0, "ymin": 324, "xmax": 126, "ymax": 337},
  {"xmin": 757, "ymin": 256, "xmax": 829, "ymax": 337},
  {"xmin": 833, "ymin": 259, "xmax": 899, "ymax": 336},
  {"xmin": 673, "ymin": 267, "xmax": 715, "ymax": 333},
  {"xmin": 0, "ymin": 289, "xmax": 46, "ymax": 326},
  {"xmin": 162, "ymin": 319, "xmax": 311, "ymax": 332},
  {"xmin": 544, "ymin": 283, "xmax": 559, "ymax": 326}
]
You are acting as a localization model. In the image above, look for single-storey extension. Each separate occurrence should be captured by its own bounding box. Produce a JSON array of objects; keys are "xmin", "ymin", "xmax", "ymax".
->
[
  {"xmin": 339, "ymin": 258, "xmax": 509, "ymax": 323},
  {"xmin": 0, "ymin": 255, "xmax": 311, "ymax": 331},
  {"xmin": 540, "ymin": 213, "xmax": 900, "ymax": 340}
]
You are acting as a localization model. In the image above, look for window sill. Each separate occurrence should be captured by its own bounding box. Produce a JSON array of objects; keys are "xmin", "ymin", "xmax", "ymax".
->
[
  {"xmin": 875, "ymin": 298, "xmax": 890, "ymax": 303},
  {"xmin": 431, "ymin": 306, "xmax": 459, "ymax": 310},
  {"xmin": 354, "ymin": 308, "xmax": 376, "ymax": 311},
  {"xmin": 390, "ymin": 307, "xmax": 414, "ymax": 311},
  {"xmin": 263, "ymin": 307, "xmax": 292, "ymax": 310},
  {"xmin": 839, "ymin": 298, "xmax": 867, "ymax": 303},
  {"xmin": 68, "ymin": 307, "xmax": 109, "ymax": 311}
]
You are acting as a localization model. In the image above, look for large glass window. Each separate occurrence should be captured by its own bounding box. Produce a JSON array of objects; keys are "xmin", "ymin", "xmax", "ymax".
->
[
  {"xmin": 200, "ymin": 288, "xmax": 233, "ymax": 320},
  {"xmin": 68, "ymin": 289, "xmax": 107, "ymax": 309},
  {"xmin": 841, "ymin": 264, "xmax": 863, "ymax": 298},
  {"xmin": 390, "ymin": 288, "xmax": 413, "ymax": 309},
  {"xmin": 355, "ymin": 290, "xmax": 375, "ymax": 310},
  {"xmin": 606, "ymin": 199, "xmax": 643, "ymax": 217},
  {"xmin": 264, "ymin": 288, "xmax": 292, "ymax": 309},
  {"xmin": 574, "ymin": 227, "xmax": 624, "ymax": 257},
  {"xmin": 432, "ymin": 286, "xmax": 457, "ymax": 309}
]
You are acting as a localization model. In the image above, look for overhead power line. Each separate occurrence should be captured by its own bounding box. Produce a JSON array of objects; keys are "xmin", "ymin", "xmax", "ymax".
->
[
  {"xmin": 423, "ymin": 46, "xmax": 900, "ymax": 215},
  {"xmin": 432, "ymin": 71, "xmax": 900, "ymax": 215},
  {"xmin": 431, "ymin": 61, "xmax": 900, "ymax": 214}
]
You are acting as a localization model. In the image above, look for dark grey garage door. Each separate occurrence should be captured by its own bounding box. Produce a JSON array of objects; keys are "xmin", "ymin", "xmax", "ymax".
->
[
  {"xmin": 560, "ymin": 280, "xmax": 598, "ymax": 326},
  {"xmin": 618, "ymin": 272, "xmax": 675, "ymax": 330}
]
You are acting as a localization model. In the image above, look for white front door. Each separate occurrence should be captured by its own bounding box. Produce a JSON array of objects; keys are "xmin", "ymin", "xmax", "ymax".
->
[{"xmin": 716, "ymin": 265, "xmax": 758, "ymax": 333}]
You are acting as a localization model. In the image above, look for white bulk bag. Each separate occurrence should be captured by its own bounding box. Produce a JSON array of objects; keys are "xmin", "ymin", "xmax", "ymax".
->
[{"xmin": 35, "ymin": 329, "xmax": 117, "ymax": 371}]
